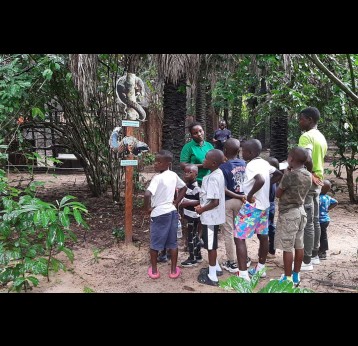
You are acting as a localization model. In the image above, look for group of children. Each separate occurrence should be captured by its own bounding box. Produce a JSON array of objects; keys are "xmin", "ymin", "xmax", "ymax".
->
[{"xmin": 144, "ymin": 127, "xmax": 337, "ymax": 287}]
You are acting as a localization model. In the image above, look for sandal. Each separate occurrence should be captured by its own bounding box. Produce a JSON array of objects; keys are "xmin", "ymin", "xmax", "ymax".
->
[
  {"xmin": 148, "ymin": 267, "xmax": 160, "ymax": 279},
  {"xmin": 197, "ymin": 272, "xmax": 219, "ymax": 286},
  {"xmin": 200, "ymin": 267, "xmax": 223, "ymax": 277},
  {"xmin": 169, "ymin": 266, "xmax": 181, "ymax": 279}
]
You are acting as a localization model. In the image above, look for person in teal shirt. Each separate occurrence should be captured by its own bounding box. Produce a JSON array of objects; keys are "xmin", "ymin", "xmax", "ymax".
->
[{"xmin": 180, "ymin": 122, "xmax": 214, "ymax": 187}]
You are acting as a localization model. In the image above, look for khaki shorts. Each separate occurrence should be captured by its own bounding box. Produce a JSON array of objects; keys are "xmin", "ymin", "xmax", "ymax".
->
[{"xmin": 274, "ymin": 207, "xmax": 306, "ymax": 252}]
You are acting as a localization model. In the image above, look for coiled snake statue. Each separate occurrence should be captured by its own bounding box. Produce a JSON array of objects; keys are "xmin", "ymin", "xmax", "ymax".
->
[{"xmin": 116, "ymin": 74, "xmax": 146, "ymax": 121}]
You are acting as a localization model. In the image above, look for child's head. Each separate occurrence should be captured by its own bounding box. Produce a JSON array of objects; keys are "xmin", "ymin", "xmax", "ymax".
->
[
  {"xmin": 219, "ymin": 120, "xmax": 226, "ymax": 129},
  {"xmin": 321, "ymin": 180, "xmax": 331, "ymax": 195},
  {"xmin": 299, "ymin": 107, "xmax": 320, "ymax": 131},
  {"xmin": 241, "ymin": 139, "xmax": 262, "ymax": 162},
  {"xmin": 154, "ymin": 150, "xmax": 173, "ymax": 173},
  {"xmin": 223, "ymin": 138, "xmax": 240, "ymax": 158},
  {"xmin": 287, "ymin": 147, "xmax": 308, "ymax": 169},
  {"xmin": 267, "ymin": 156, "xmax": 279, "ymax": 170},
  {"xmin": 203, "ymin": 149, "xmax": 225, "ymax": 170},
  {"xmin": 183, "ymin": 164, "xmax": 198, "ymax": 184}
]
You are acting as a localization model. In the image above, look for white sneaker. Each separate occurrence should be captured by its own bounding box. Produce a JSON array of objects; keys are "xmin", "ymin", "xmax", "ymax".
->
[
  {"xmin": 300, "ymin": 262, "xmax": 313, "ymax": 271},
  {"xmin": 311, "ymin": 256, "xmax": 320, "ymax": 265}
]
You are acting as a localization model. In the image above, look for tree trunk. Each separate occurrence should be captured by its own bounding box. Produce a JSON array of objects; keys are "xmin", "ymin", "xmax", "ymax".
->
[
  {"xmin": 162, "ymin": 77, "xmax": 186, "ymax": 174},
  {"xmin": 269, "ymin": 105, "xmax": 288, "ymax": 162},
  {"xmin": 205, "ymin": 85, "xmax": 214, "ymax": 144},
  {"xmin": 195, "ymin": 62, "xmax": 207, "ymax": 136},
  {"xmin": 231, "ymin": 96, "xmax": 242, "ymax": 140}
]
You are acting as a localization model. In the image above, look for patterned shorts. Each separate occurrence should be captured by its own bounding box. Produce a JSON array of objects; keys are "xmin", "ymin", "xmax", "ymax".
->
[{"xmin": 234, "ymin": 203, "xmax": 269, "ymax": 239}]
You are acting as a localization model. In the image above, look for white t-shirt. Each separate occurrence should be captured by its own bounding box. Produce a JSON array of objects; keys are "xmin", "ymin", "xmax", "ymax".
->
[
  {"xmin": 199, "ymin": 169, "xmax": 226, "ymax": 225},
  {"xmin": 243, "ymin": 157, "xmax": 276, "ymax": 210},
  {"xmin": 147, "ymin": 169, "xmax": 186, "ymax": 217}
]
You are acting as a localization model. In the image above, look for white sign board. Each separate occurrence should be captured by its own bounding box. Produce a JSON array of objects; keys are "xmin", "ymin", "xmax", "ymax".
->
[
  {"xmin": 122, "ymin": 120, "xmax": 139, "ymax": 127},
  {"xmin": 120, "ymin": 160, "xmax": 138, "ymax": 166}
]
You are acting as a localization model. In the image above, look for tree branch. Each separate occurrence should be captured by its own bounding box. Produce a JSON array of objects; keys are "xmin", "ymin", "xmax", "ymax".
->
[
  {"xmin": 306, "ymin": 54, "xmax": 358, "ymax": 106},
  {"xmin": 346, "ymin": 54, "xmax": 356, "ymax": 94}
]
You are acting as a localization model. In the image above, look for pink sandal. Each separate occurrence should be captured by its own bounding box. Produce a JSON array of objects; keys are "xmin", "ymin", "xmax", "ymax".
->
[
  {"xmin": 148, "ymin": 267, "xmax": 160, "ymax": 279},
  {"xmin": 169, "ymin": 266, "xmax": 181, "ymax": 279}
]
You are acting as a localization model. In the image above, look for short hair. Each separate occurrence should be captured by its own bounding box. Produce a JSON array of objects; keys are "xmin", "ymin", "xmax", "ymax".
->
[
  {"xmin": 289, "ymin": 146, "xmax": 308, "ymax": 164},
  {"xmin": 300, "ymin": 107, "xmax": 320, "ymax": 124},
  {"xmin": 267, "ymin": 156, "xmax": 279, "ymax": 169},
  {"xmin": 157, "ymin": 150, "xmax": 173, "ymax": 162},
  {"xmin": 188, "ymin": 121, "xmax": 203, "ymax": 134}
]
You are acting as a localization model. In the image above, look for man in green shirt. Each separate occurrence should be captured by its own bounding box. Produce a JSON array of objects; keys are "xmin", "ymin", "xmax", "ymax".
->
[{"xmin": 298, "ymin": 107, "xmax": 327, "ymax": 271}]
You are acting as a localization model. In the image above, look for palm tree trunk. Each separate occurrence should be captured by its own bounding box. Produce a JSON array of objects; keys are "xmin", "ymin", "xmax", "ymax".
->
[
  {"xmin": 162, "ymin": 77, "xmax": 187, "ymax": 174},
  {"xmin": 269, "ymin": 105, "xmax": 288, "ymax": 162}
]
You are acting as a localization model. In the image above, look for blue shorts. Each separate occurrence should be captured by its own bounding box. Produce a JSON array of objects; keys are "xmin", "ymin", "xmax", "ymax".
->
[{"xmin": 150, "ymin": 210, "xmax": 178, "ymax": 251}]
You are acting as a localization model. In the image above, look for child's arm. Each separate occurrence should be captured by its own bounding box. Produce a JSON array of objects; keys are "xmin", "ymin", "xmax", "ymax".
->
[
  {"xmin": 270, "ymin": 169, "xmax": 283, "ymax": 185},
  {"xmin": 328, "ymin": 196, "xmax": 338, "ymax": 210},
  {"xmin": 144, "ymin": 190, "xmax": 153, "ymax": 215},
  {"xmin": 195, "ymin": 199, "xmax": 219, "ymax": 215},
  {"xmin": 247, "ymin": 174, "xmax": 264, "ymax": 203},
  {"xmin": 276, "ymin": 186, "xmax": 285, "ymax": 198},
  {"xmin": 225, "ymin": 188, "xmax": 246, "ymax": 202},
  {"xmin": 173, "ymin": 186, "xmax": 187, "ymax": 208},
  {"xmin": 180, "ymin": 198, "xmax": 200, "ymax": 208}
]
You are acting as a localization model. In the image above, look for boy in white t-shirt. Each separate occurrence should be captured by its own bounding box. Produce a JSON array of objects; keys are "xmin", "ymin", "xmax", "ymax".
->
[
  {"xmin": 234, "ymin": 139, "xmax": 283, "ymax": 281},
  {"xmin": 195, "ymin": 149, "xmax": 226, "ymax": 286},
  {"xmin": 144, "ymin": 150, "xmax": 187, "ymax": 280}
]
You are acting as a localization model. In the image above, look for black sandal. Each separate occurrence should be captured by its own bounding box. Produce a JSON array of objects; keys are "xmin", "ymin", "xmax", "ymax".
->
[
  {"xmin": 197, "ymin": 272, "xmax": 219, "ymax": 286},
  {"xmin": 200, "ymin": 267, "xmax": 223, "ymax": 277}
]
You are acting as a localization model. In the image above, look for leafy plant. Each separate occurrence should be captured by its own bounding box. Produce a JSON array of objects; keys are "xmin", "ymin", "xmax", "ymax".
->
[
  {"xmin": 0, "ymin": 168, "xmax": 89, "ymax": 292},
  {"xmin": 83, "ymin": 286, "xmax": 95, "ymax": 293},
  {"xmin": 219, "ymin": 268, "xmax": 313, "ymax": 293},
  {"xmin": 112, "ymin": 227, "xmax": 125, "ymax": 242},
  {"xmin": 91, "ymin": 247, "xmax": 101, "ymax": 264}
]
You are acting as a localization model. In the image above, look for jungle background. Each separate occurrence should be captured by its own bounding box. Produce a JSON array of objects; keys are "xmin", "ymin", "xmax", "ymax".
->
[{"xmin": 0, "ymin": 54, "xmax": 357, "ymax": 293}]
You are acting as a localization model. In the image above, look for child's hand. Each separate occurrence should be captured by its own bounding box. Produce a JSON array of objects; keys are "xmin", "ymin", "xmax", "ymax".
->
[
  {"xmin": 246, "ymin": 194, "xmax": 256, "ymax": 204},
  {"xmin": 194, "ymin": 205, "xmax": 203, "ymax": 215}
]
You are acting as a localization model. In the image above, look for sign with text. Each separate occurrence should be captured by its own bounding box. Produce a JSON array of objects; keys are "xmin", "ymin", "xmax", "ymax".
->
[
  {"xmin": 122, "ymin": 120, "xmax": 139, "ymax": 127},
  {"xmin": 120, "ymin": 159, "xmax": 138, "ymax": 166}
]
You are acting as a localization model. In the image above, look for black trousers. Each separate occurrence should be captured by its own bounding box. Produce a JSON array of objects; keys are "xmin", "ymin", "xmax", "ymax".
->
[
  {"xmin": 186, "ymin": 217, "xmax": 201, "ymax": 259},
  {"xmin": 319, "ymin": 221, "xmax": 330, "ymax": 252}
]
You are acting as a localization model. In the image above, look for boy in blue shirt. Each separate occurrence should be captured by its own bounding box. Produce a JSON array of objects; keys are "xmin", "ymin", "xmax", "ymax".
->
[{"xmin": 318, "ymin": 180, "xmax": 338, "ymax": 260}]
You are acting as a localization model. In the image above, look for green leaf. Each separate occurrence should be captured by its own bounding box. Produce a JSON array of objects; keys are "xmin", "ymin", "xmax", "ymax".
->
[
  {"xmin": 27, "ymin": 276, "xmax": 39, "ymax": 286},
  {"xmin": 73, "ymin": 209, "xmax": 83, "ymax": 224},
  {"xmin": 61, "ymin": 246, "xmax": 75, "ymax": 263},
  {"xmin": 59, "ymin": 195, "xmax": 76, "ymax": 208},
  {"xmin": 31, "ymin": 107, "xmax": 45, "ymax": 120},
  {"xmin": 56, "ymin": 228, "xmax": 65, "ymax": 246},
  {"xmin": 41, "ymin": 210, "xmax": 50, "ymax": 227},
  {"xmin": 42, "ymin": 69, "xmax": 53, "ymax": 80},
  {"xmin": 59, "ymin": 212, "xmax": 70, "ymax": 228}
]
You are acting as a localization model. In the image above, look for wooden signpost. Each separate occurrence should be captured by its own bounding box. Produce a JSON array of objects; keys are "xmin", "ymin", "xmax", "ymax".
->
[{"xmin": 121, "ymin": 119, "xmax": 139, "ymax": 245}]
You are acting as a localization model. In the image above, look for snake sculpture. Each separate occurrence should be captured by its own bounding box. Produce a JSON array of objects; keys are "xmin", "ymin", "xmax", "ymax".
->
[{"xmin": 116, "ymin": 74, "xmax": 146, "ymax": 121}]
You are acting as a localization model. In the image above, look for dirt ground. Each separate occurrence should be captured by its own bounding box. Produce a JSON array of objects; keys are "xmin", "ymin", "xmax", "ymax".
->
[{"xmin": 2, "ymin": 154, "xmax": 358, "ymax": 294}]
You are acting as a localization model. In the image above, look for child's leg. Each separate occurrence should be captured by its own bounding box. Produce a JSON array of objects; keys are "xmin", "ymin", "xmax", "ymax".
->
[
  {"xmin": 150, "ymin": 249, "xmax": 159, "ymax": 274},
  {"xmin": 319, "ymin": 221, "xmax": 329, "ymax": 252},
  {"xmin": 192, "ymin": 218, "xmax": 201, "ymax": 258},
  {"xmin": 169, "ymin": 248, "xmax": 179, "ymax": 274},
  {"xmin": 187, "ymin": 219, "xmax": 195, "ymax": 259},
  {"xmin": 283, "ymin": 250, "xmax": 293, "ymax": 276},
  {"xmin": 268, "ymin": 203, "xmax": 276, "ymax": 254}
]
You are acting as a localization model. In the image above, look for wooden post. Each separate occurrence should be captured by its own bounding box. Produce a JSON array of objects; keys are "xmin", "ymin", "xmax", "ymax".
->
[{"xmin": 124, "ymin": 125, "xmax": 133, "ymax": 244}]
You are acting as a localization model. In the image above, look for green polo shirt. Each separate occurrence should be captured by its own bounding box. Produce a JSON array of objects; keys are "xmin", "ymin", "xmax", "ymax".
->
[
  {"xmin": 298, "ymin": 129, "xmax": 327, "ymax": 180},
  {"xmin": 180, "ymin": 140, "xmax": 214, "ymax": 183}
]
